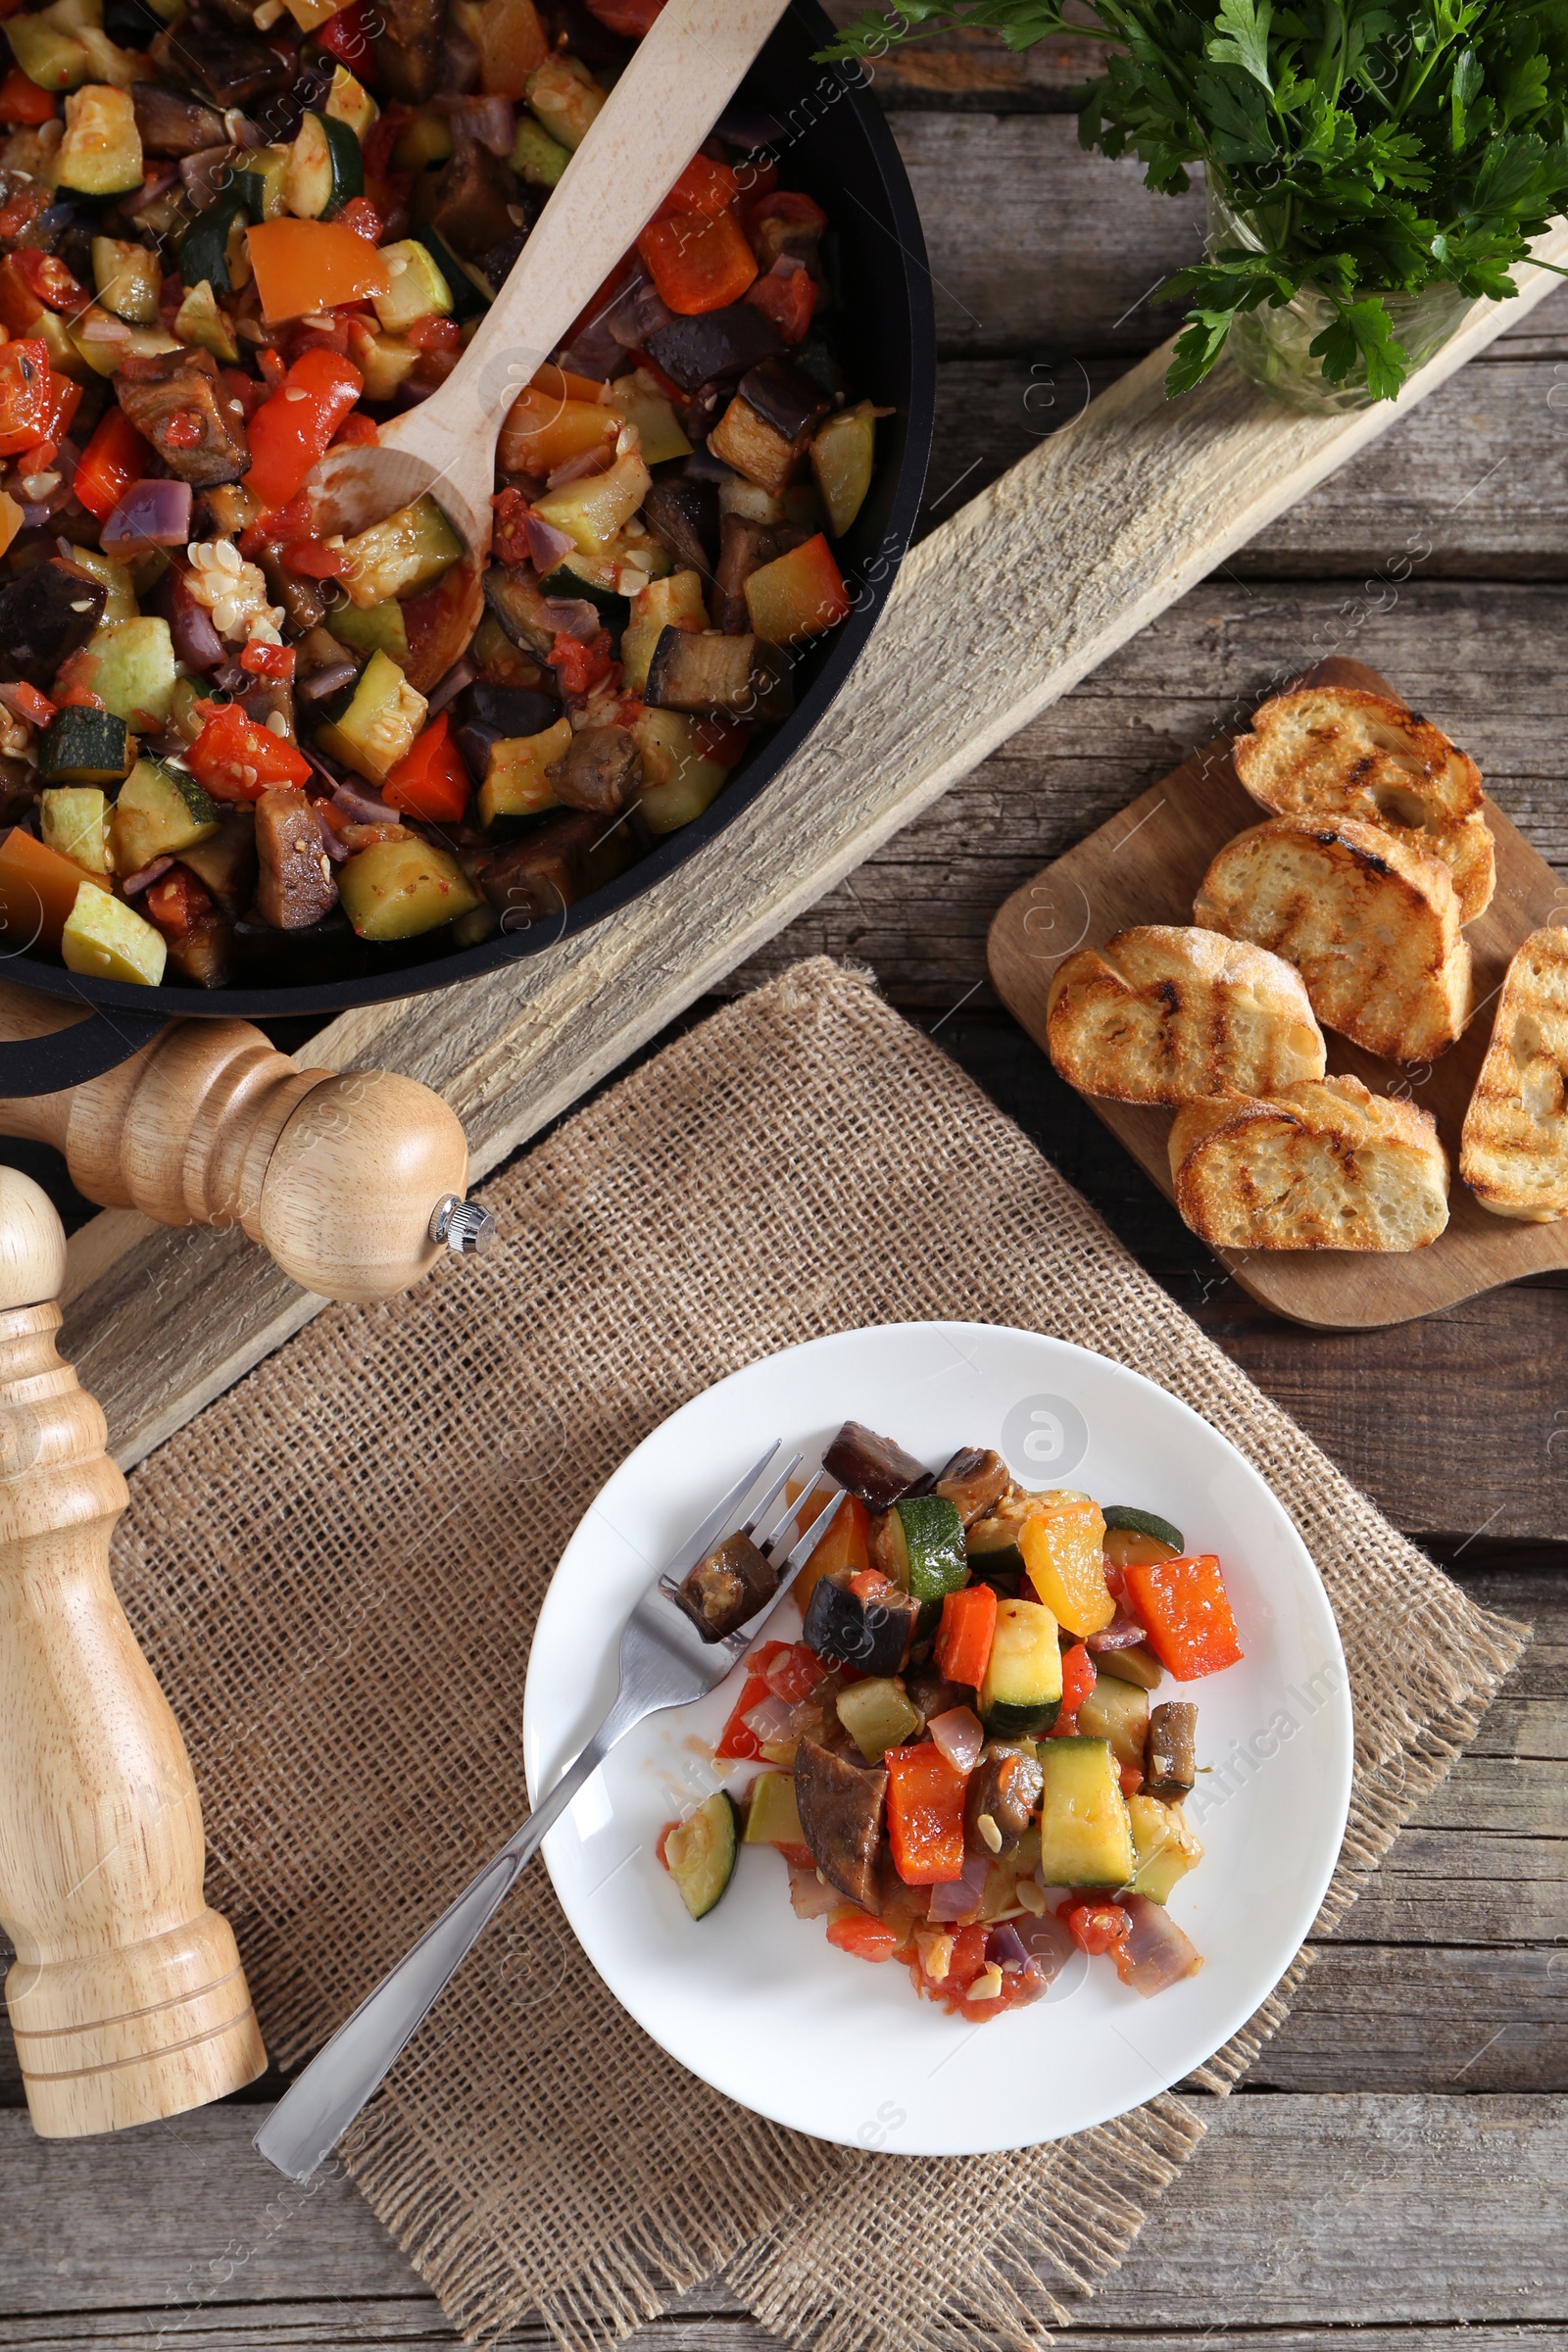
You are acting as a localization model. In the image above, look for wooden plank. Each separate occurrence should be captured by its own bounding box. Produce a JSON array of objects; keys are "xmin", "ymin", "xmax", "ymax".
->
[
  {"xmin": 1250, "ymin": 1945, "xmax": 1568, "ymax": 2093},
  {"xmin": 820, "ymin": 1, "xmax": 1114, "ymax": 109},
  {"xmin": 57, "ymin": 233, "xmax": 1568, "ymax": 1471},
  {"xmin": 929, "ymin": 349, "xmax": 1568, "ymax": 575},
  {"xmin": 1, "ymin": 2099, "xmax": 1563, "ymax": 2330}
]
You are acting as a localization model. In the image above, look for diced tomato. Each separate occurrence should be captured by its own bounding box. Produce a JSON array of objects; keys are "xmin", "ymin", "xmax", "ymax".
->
[
  {"xmin": 776, "ymin": 1840, "xmax": 814, "ymax": 1872},
  {"xmin": 246, "ymin": 347, "xmax": 365, "ymax": 511},
  {"xmin": 0, "ymin": 338, "xmax": 55, "ymax": 458},
  {"xmin": 332, "ymin": 411, "xmax": 377, "ymax": 447},
  {"xmin": 1120, "ymin": 1761, "xmax": 1144, "ymax": 1797},
  {"xmin": 741, "ymin": 187, "xmax": 828, "ymax": 262},
  {"xmin": 848, "ymin": 1568, "xmax": 893, "ymax": 1603},
  {"xmin": 825, "ymin": 1911, "xmax": 899, "ymax": 1963},
  {"xmin": 953, "ymin": 1955, "xmax": 1050, "ymax": 2021},
  {"xmin": 334, "ymin": 195, "xmax": 382, "ymax": 244},
  {"xmin": 0, "ymin": 680, "xmax": 53, "ymax": 728},
  {"xmin": 383, "ymin": 710, "xmax": 470, "ymax": 825},
  {"xmin": 637, "ymin": 207, "xmax": 758, "ymax": 317},
  {"xmin": 690, "ymin": 714, "xmax": 750, "ymax": 765},
  {"xmin": 551, "ymin": 626, "xmax": 614, "ymax": 700},
  {"xmin": 942, "ymin": 1922, "xmax": 991, "ymax": 1993},
  {"xmin": 761, "ymin": 1642, "xmax": 824, "ymax": 1704},
  {"xmin": 656, "ymin": 153, "xmax": 741, "ymax": 223},
  {"xmin": 282, "ymin": 536, "xmax": 349, "ymax": 578},
  {"xmin": 0, "ymin": 65, "xmax": 54, "ymax": 125},
  {"xmin": 186, "ymin": 700, "xmax": 311, "ymax": 801},
  {"xmin": 164, "ymin": 410, "xmax": 206, "ymax": 451},
  {"xmin": 1122, "ymin": 1553, "xmax": 1244, "ymax": 1681},
  {"xmin": 935, "ymin": 1582, "xmax": 997, "ymax": 1689},
  {"xmin": 11, "ymin": 250, "xmax": 84, "ymax": 314},
  {"xmin": 0, "ymin": 182, "xmax": 46, "ymax": 240},
  {"xmin": 406, "ymin": 312, "xmax": 462, "ymax": 352},
  {"xmin": 885, "ymin": 1741, "xmax": 967, "ymax": 1886},
  {"xmin": 1061, "ymin": 1900, "xmax": 1130, "ymax": 1959},
  {"xmin": 654, "ymin": 1819, "xmax": 677, "ymax": 1870},
  {"xmin": 53, "ymin": 684, "xmax": 106, "ymax": 710},
  {"xmin": 315, "ymin": 0, "xmax": 374, "ymax": 68},
  {"xmin": 145, "ymin": 865, "xmax": 215, "ymax": 936},
  {"xmin": 713, "ymin": 1640, "xmax": 791, "ymax": 1761},
  {"xmin": 1060, "ymin": 1642, "xmax": 1096, "ymax": 1715},
  {"xmin": 243, "ymin": 493, "xmax": 310, "ymax": 549},
  {"xmin": 747, "ymin": 262, "xmax": 815, "ymax": 345},
  {"xmin": 584, "ymin": 0, "xmax": 663, "ymax": 28},
  {"xmin": 491, "ymin": 484, "xmax": 533, "ymax": 567},
  {"xmin": 362, "ymin": 107, "xmax": 409, "ymax": 178},
  {"xmin": 239, "ymin": 640, "xmax": 297, "ymax": 680}
]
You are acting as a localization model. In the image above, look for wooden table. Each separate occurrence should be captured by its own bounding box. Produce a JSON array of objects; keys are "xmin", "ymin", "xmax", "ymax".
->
[{"xmin": 3, "ymin": 20, "xmax": 1564, "ymax": 2346}]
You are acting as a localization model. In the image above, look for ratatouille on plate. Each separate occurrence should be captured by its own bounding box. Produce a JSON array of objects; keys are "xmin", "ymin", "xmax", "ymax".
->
[
  {"xmin": 658, "ymin": 1419, "xmax": 1246, "ymax": 2021},
  {"xmin": 0, "ymin": 0, "xmax": 879, "ymax": 987}
]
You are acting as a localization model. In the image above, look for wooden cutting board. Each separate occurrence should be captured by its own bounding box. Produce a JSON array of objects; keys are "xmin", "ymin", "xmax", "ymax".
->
[{"xmin": 987, "ymin": 657, "xmax": 1568, "ymax": 1331}]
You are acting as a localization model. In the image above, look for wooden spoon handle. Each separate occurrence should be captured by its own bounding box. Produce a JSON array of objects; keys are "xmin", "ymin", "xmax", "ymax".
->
[{"xmin": 402, "ymin": 0, "xmax": 793, "ymax": 459}]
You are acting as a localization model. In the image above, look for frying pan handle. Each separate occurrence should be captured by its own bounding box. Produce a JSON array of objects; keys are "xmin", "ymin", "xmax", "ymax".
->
[{"xmin": 0, "ymin": 1007, "xmax": 165, "ymax": 1097}]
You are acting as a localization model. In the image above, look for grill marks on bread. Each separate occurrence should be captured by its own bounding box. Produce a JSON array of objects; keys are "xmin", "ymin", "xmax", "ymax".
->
[
  {"xmin": 1169, "ymin": 1076, "xmax": 1449, "ymax": 1251},
  {"xmin": 1461, "ymin": 927, "xmax": 1568, "ymax": 1221},
  {"xmin": 1195, "ymin": 814, "xmax": 1473, "ymax": 1063},
  {"xmin": 1046, "ymin": 924, "xmax": 1326, "ymax": 1104},
  {"xmin": 1232, "ymin": 685, "xmax": 1494, "ymax": 922}
]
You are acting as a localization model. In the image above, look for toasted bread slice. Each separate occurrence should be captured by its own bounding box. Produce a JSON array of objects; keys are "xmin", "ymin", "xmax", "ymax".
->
[
  {"xmin": 1194, "ymin": 814, "xmax": 1473, "ymax": 1062},
  {"xmin": 1461, "ymin": 927, "xmax": 1568, "ymax": 1221},
  {"xmin": 1233, "ymin": 686, "xmax": 1494, "ymax": 922},
  {"xmin": 1045, "ymin": 924, "xmax": 1326, "ymax": 1104},
  {"xmin": 1169, "ymin": 1077, "xmax": 1449, "ymax": 1251}
]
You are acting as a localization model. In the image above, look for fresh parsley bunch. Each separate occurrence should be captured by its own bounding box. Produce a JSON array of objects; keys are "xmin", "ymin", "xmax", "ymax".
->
[{"xmin": 823, "ymin": 0, "xmax": 1568, "ymax": 397}]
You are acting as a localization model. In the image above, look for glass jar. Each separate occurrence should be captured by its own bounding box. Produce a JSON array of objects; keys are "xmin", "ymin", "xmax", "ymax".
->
[{"xmin": 1206, "ymin": 180, "xmax": 1475, "ymax": 413}]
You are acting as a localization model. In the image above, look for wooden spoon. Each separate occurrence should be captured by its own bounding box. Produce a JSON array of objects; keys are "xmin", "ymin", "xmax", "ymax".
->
[{"xmin": 308, "ymin": 0, "xmax": 793, "ymax": 571}]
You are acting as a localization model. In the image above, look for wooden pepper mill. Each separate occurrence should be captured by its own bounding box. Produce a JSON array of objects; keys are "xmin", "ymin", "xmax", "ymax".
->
[
  {"xmin": 0, "ymin": 1166, "xmax": 267, "ymax": 2133},
  {"xmin": 0, "ymin": 981, "xmax": 492, "ymax": 1301}
]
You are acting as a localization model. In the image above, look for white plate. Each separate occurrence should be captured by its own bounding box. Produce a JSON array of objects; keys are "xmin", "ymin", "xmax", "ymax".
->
[{"xmin": 523, "ymin": 1322, "xmax": 1352, "ymax": 2156}]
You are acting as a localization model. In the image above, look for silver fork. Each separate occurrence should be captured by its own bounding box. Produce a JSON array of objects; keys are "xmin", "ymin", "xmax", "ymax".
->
[{"xmin": 254, "ymin": 1441, "xmax": 844, "ymax": 2183}]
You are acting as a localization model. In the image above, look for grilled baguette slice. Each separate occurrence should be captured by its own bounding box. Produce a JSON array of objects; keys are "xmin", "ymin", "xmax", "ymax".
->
[
  {"xmin": 1194, "ymin": 814, "xmax": 1473, "ymax": 1062},
  {"xmin": 1046, "ymin": 924, "xmax": 1326, "ymax": 1104},
  {"xmin": 1169, "ymin": 1077, "xmax": 1449, "ymax": 1251},
  {"xmin": 1461, "ymin": 927, "xmax": 1568, "ymax": 1221},
  {"xmin": 1232, "ymin": 685, "xmax": 1494, "ymax": 922}
]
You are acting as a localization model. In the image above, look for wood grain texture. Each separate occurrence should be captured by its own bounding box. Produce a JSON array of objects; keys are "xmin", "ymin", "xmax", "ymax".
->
[
  {"xmin": 56, "ymin": 229, "xmax": 1568, "ymax": 1470},
  {"xmin": 988, "ymin": 655, "xmax": 1568, "ymax": 1326}
]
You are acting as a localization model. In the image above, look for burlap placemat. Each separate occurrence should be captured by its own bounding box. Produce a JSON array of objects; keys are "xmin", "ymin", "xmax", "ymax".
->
[{"xmin": 110, "ymin": 957, "xmax": 1527, "ymax": 2352}]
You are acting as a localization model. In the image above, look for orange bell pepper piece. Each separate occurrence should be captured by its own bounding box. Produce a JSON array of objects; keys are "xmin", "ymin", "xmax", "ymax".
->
[
  {"xmin": 637, "ymin": 205, "xmax": 757, "ymax": 316},
  {"xmin": 1123, "ymin": 1552, "xmax": 1244, "ymax": 1681},
  {"xmin": 383, "ymin": 711, "xmax": 470, "ymax": 825},
  {"xmin": 656, "ymin": 153, "xmax": 741, "ymax": 222},
  {"xmin": 246, "ymin": 219, "xmax": 390, "ymax": 323},
  {"xmin": 0, "ymin": 65, "xmax": 55, "ymax": 125},
  {"xmin": 0, "ymin": 826, "xmax": 108, "ymax": 956},
  {"xmin": 885, "ymin": 1741, "xmax": 967, "ymax": 1886},
  {"xmin": 245, "ymin": 347, "xmax": 365, "ymax": 512},
  {"xmin": 934, "ymin": 1581, "xmax": 997, "ymax": 1690},
  {"xmin": 793, "ymin": 1490, "xmax": 868, "ymax": 1617},
  {"xmin": 743, "ymin": 533, "xmax": 853, "ymax": 645}
]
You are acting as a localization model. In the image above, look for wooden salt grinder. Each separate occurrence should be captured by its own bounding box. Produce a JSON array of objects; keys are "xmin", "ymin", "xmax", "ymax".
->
[
  {"xmin": 0, "ymin": 1167, "xmax": 266, "ymax": 2134},
  {"xmin": 0, "ymin": 982, "xmax": 492, "ymax": 1300}
]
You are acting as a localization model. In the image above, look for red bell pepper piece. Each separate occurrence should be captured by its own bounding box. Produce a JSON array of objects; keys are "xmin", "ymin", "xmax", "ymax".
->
[
  {"xmin": 1059, "ymin": 1641, "xmax": 1097, "ymax": 1719},
  {"xmin": 245, "ymin": 348, "xmax": 365, "ymax": 513},
  {"xmin": 1122, "ymin": 1552, "xmax": 1244, "ymax": 1681},
  {"xmin": 406, "ymin": 312, "xmax": 462, "ymax": 351},
  {"xmin": 934, "ymin": 1582, "xmax": 996, "ymax": 1690},
  {"xmin": 825, "ymin": 1912, "xmax": 899, "ymax": 1963},
  {"xmin": 383, "ymin": 711, "xmax": 470, "ymax": 825},
  {"xmin": 885, "ymin": 1741, "xmax": 967, "ymax": 1886},
  {"xmin": 795, "ymin": 1489, "xmax": 869, "ymax": 1619},
  {"xmin": 11, "ymin": 249, "xmax": 84, "ymax": 314},
  {"xmin": 145, "ymin": 865, "xmax": 215, "ymax": 937},
  {"xmin": 761, "ymin": 1641, "xmax": 824, "ymax": 1703},
  {"xmin": 584, "ymin": 0, "xmax": 663, "ymax": 28},
  {"xmin": 186, "ymin": 701, "xmax": 311, "ymax": 802},
  {"xmin": 282, "ymin": 537, "xmax": 349, "ymax": 577},
  {"xmin": 315, "ymin": 0, "xmax": 374, "ymax": 69},
  {"xmin": 656, "ymin": 153, "xmax": 740, "ymax": 223},
  {"xmin": 747, "ymin": 262, "xmax": 815, "ymax": 345},
  {"xmin": 0, "ymin": 679, "xmax": 54, "ymax": 729},
  {"xmin": 334, "ymin": 194, "xmax": 382, "ymax": 243},
  {"xmin": 239, "ymin": 640, "xmax": 297, "ymax": 680},
  {"xmin": 0, "ymin": 338, "xmax": 54, "ymax": 457},
  {"xmin": 332, "ymin": 411, "xmax": 377, "ymax": 447},
  {"xmin": 713, "ymin": 1639, "xmax": 791, "ymax": 1760},
  {"xmin": 637, "ymin": 206, "xmax": 758, "ymax": 317},
  {"xmin": 73, "ymin": 405, "xmax": 152, "ymax": 521},
  {"xmin": 0, "ymin": 65, "xmax": 55, "ymax": 125}
]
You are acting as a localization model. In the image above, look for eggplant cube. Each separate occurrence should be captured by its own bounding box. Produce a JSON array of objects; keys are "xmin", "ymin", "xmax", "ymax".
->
[
  {"xmin": 672, "ymin": 1529, "xmax": 778, "ymax": 1642},
  {"xmin": 801, "ymin": 1571, "xmax": 918, "ymax": 1676}
]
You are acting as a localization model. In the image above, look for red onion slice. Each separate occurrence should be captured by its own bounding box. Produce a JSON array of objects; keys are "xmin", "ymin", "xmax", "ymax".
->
[
  {"xmin": 424, "ymin": 656, "xmax": 476, "ymax": 716},
  {"xmin": 450, "ymin": 94, "xmax": 514, "ymax": 155},
  {"xmin": 523, "ymin": 509, "xmax": 575, "ymax": 573},
  {"xmin": 1117, "ymin": 1893, "xmax": 1202, "ymax": 1996},
  {"xmin": 102, "ymin": 478, "xmax": 193, "ymax": 554},
  {"xmin": 742, "ymin": 1693, "xmax": 817, "ymax": 1745},
  {"xmin": 986, "ymin": 1922, "xmax": 1030, "ymax": 1970},
  {"xmin": 296, "ymin": 659, "xmax": 360, "ymax": 707},
  {"xmin": 121, "ymin": 855, "xmax": 174, "ymax": 896},
  {"xmin": 927, "ymin": 1849, "xmax": 989, "ymax": 1923},
  {"xmin": 788, "ymin": 1864, "xmax": 838, "ymax": 1921},
  {"xmin": 542, "ymin": 596, "xmax": 600, "ymax": 643},
  {"xmin": 313, "ymin": 803, "xmax": 348, "ymax": 863},
  {"xmin": 546, "ymin": 446, "xmax": 614, "ymax": 490},
  {"xmin": 1089, "ymin": 1605, "xmax": 1152, "ymax": 1653},
  {"xmin": 124, "ymin": 165, "xmax": 180, "ymax": 215},
  {"xmin": 927, "ymin": 1705, "xmax": 983, "ymax": 1775},
  {"xmin": 332, "ymin": 777, "xmax": 399, "ymax": 826}
]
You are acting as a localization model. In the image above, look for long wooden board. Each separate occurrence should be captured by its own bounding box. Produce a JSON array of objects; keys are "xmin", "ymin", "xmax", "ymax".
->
[
  {"xmin": 56, "ymin": 224, "xmax": 1568, "ymax": 1465},
  {"xmin": 988, "ymin": 654, "xmax": 1568, "ymax": 1329}
]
